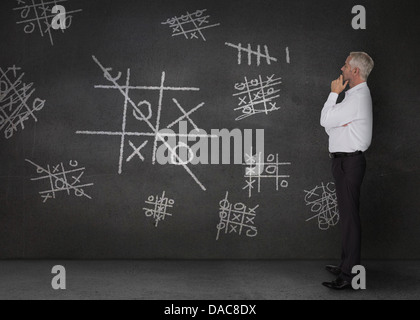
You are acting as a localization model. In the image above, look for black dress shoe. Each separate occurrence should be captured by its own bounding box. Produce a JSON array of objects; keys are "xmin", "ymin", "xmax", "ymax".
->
[
  {"xmin": 322, "ymin": 277, "xmax": 352, "ymax": 290},
  {"xmin": 325, "ymin": 265, "xmax": 341, "ymax": 276}
]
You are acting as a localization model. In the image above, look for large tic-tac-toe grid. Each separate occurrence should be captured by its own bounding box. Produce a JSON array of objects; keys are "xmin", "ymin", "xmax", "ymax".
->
[{"xmin": 76, "ymin": 56, "xmax": 216, "ymax": 191}]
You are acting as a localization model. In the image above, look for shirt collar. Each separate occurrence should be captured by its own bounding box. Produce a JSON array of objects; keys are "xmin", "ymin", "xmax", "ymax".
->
[{"xmin": 345, "ymin": 82, "xmax": 368, "ymax": 95}]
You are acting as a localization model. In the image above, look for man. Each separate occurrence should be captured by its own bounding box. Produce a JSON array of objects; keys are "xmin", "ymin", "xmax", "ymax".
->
[{"xmin": 320, "ymin": 52, "xmax": 374, "ymax": 290}]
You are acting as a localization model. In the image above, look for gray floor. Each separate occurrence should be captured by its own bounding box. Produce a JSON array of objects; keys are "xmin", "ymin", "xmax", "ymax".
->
[{"xmin": 0, "ymin": 260, "xmax": 419, "ymax": 300}]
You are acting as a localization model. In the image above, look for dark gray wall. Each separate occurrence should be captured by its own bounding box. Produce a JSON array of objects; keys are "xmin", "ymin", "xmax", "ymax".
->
[{"xmin": 0, "ymin": 0, "xmax": 419, "ymax": 259}]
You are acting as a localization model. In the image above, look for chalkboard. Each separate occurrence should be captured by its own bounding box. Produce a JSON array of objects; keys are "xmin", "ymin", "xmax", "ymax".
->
[{"xmin": 0, "ymin": 0, "xmax": 419, "ymax": 259}]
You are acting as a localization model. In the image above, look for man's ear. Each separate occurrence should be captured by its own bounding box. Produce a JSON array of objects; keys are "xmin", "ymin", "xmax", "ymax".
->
[{"xmin": 353, "ymin": 67, "xmax": 360, "ymax": 76}]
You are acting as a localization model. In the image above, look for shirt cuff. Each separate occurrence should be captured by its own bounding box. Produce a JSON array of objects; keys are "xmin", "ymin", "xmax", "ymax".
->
[{"xmin": 327, "ymin": 92, "xmax": 339, "ymax": 102}]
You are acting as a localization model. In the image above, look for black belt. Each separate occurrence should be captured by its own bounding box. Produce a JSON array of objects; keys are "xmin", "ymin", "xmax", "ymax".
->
[{"xmin": 329, "ymin": 151, "xmax": 363, "ymax": 158}]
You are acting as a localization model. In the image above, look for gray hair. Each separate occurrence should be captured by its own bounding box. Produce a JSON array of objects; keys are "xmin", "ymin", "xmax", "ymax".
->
[{"xmin": 349, "ymin": 52, "xmax": 374, "ymax": 80}]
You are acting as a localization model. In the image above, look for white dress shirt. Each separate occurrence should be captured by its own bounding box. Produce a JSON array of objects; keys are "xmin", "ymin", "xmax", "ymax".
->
[{"xmin": 320, "ymin": 82, "xmax": 373, "ymax": 153}]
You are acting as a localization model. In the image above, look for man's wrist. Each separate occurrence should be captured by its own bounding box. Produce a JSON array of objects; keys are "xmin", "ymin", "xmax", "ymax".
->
[{"xmin": 328, "ymin": 92, "xmax": 339, "ymax": 102}]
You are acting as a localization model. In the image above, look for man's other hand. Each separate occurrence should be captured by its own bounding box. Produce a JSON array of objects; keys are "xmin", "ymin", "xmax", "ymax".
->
[{"xmin": 331, "ymin": 75, "xmax": 349, "ymax": 94}]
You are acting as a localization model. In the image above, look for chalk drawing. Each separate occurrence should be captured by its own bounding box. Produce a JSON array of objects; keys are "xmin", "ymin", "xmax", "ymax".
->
[
  {"xmin": 216, "ymin": 191, "xmax": 259, "ymax": 240},
  {"xmin": 0, "ymin": 66, "xmax": 45, "ymax": 139},
  {"xmin": 76, "ymin": 56, "xmax": 217, "ymax": 191},
  {"xmin": 127, "ymin": 140, "xmax": 148, "ymax": 162},
  {"xmin": 243, "ymin": 149, "xmax": 291, "ymax": 198},
  {"xmin": 26, "ymin": 159, "xmax": 94, "ymax": 203},
  {"xmin": 143, "ymin": 191, "xmax": 175, "ymax": 227},
  {"xmin": 285, "ymin": 47, "xmax": 290, "ymax": 64},
  {"xmin": 233, "ymin": 74, "xmax": 282, "ymax": 121},
  {"xmin": 13, "ymin": 0, "xmax": 82, "ymax": 46},
  {"xmin": 304, "ymin": 182, "xmax": 339, "ymax": 230},
  {"xmin": 225, "ymin": 43, "xmax": 278, "ymax": 66},
  {"xmin": 162, "ymin": 9, "xmax": 220, "ymax": 41}
]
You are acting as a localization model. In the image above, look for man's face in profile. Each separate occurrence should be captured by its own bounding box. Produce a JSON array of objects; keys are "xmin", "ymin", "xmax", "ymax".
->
[{"xmin": 341, "ymin": 56, "xmax": 353, "ymax": 83}]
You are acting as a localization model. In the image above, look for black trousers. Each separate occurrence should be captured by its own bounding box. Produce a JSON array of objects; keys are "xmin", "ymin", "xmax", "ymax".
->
[{"xmin": 331, "ymin": 153, "xmax": 366, "ymax": 280}]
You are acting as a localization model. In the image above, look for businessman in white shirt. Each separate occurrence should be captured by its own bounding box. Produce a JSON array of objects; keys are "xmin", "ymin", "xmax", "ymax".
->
[{"xmin": 320, "ymin": 52, "xmax": 374, "ymax": 290}]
